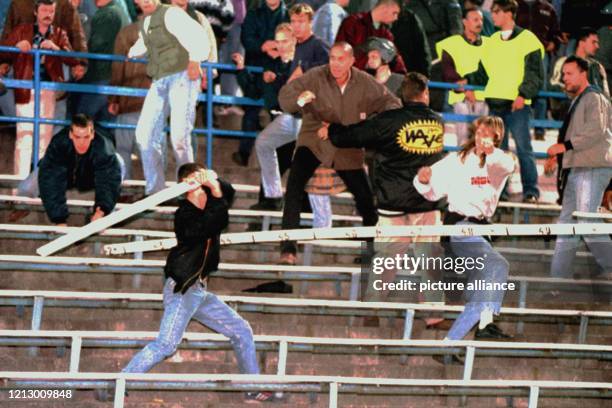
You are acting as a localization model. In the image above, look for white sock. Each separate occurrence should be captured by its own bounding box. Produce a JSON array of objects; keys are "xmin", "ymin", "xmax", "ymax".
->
[{"xmin": 479, "ymin": 309, "xmax": 493, "ymax": 329}]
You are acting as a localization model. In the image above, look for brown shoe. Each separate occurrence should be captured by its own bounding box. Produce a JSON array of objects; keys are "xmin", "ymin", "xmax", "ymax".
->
[{"xmin": 279, "ymin": 252, "xmax": 296, "ymax": 265}]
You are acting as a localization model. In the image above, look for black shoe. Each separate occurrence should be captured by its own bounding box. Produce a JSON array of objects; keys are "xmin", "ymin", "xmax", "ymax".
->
[
  {"xmin": 474, "ymin": 323, "xmax": 513, "ymax": 341},
  {"xmin": 522, "ymin": 194, "xmax": 539, "ymax": 204},
  {"xmin": 432, "ymin": 353, "xmax": 464, "ymax": 365},
  {"xmin": 232, "ymin": 151, "xmax": 249, "ymax": 167},
  {"xmin": 250, "ymin": 198, "xmax": 283, "ymax": 211}
]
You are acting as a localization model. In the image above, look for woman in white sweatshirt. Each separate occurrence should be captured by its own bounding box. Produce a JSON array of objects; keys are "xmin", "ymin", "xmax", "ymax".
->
[{"xmin": 414, "ymin": 115, "xmax": 516, "ymax": 350}]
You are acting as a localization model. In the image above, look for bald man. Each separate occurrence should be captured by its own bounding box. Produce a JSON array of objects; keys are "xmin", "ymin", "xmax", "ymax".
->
[{"xmin": 277, "ymin": 42, "xmax": 401, "ymax": 264}]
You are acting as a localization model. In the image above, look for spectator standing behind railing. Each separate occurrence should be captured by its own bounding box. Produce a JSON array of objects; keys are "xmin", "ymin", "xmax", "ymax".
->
[
  {"xmin": 0, "ymin": 0, "xmax": 79, "ymax": 178},
  {"xmin": 232, "ymin": 0, "xmax": 288, "ymax": 167},
  {"xmin": 389, "ymin": 2, "xmax": 431, "ymax": 76},
  {"xmin": 436, "ymin": 7, "xmax": 489, "ymax": 145},
  {"xmin": 335, "ymin": 0, "xmax": 407, "ymax": 74},
  {"xmin": 516, "ymin": 0, "xmax": 562, "ymax": 140},
  {"xmin": 312, "ymin": 0, "xmax": 348, "ymax": 48},
  {"xmin": 468, "ymin": 0, "xmax": 544, "ymax": 204},
  {"xmin": 128, "ymin": 0, "xmax": 211, "ymax": 196},
  {"xmin": 1, "ymin": 0, "xmax": 87, "ymax": 69},
  {"xmin": 69, "ymin": 0, "xmax": 129, "ymax": 126}
]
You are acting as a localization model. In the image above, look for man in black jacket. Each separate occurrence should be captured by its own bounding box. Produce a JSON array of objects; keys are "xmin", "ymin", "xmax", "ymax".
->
[
  {"xmin": 328, "ymin": 72, "xmax": 447, "ymax": 322},
  {"xmin": 120, "ymin": 162, "xmax": 274, "ymax": 403},
  {"xmin": 16, "ymin": 114, "xmax": 123, "ymax": 225}
]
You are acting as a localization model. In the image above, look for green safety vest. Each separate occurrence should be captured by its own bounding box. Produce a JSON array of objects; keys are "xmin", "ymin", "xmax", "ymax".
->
[
  {"xmin": 435, "ymin": 35, "xmax": 489, "ymax": 105},
  {"xmin": 481, "ymin": 29, "xmax": 544, "ymax": 104},
  {"xmin": 142, "ymin": 5, "xmax": 190, "ymax": 81}
]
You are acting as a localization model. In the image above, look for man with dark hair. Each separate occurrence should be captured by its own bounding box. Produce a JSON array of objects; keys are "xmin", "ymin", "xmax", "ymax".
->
[
  {"xmin": 335, "ymin": 0, "xmax": 407, "ymax": 74},
  {"xmin": 436, "ymin": 6, "xmax": 489, "ymax": 145},
  {"xmin": 16, "ymin": 114, "xmax": 124, "ymax": 226},
  {"xmin": 545, "ymin": 55, "xmax": 612, "ymax": 280},
  {"xmin": 328, "ymin": 72, "xmax": 446, "ymax": 318},
  {"xmin": 0, "ymin": 0, "xmax": 79, "ymax": 178},
  {"xmin": 551, "ymin": 28, "xmax": 609, "ymax": 99},
  {"xmin": 470, "ymin": 0, "xmax": 544, "ymax": 203},
  {"xmin": 277, "ymin": 42, "xmax": 401, "ymax": 264},
  {"xmin": 118, "ymin": 163, "xmax": 275, "ymax": 403}
]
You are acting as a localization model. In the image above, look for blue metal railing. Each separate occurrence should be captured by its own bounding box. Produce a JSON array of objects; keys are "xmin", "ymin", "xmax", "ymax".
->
[{"xmin": 0, "ymin": 46, "xmax": 565, "ymax": 168}]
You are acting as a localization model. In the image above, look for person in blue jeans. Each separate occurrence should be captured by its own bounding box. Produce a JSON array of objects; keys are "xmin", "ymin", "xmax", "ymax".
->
[
  {"xmin": 414, "ymin": 116, "xmax": 516, "ymax": 363},
  {"xmin": 468, "ymin": 0, "xmax": 544, "ymax": 203},
  {"xmin": 120, "ymin": 163, "xmax": 274, "ymax": 403},
  {"xmin": 545, "ymin": 56, "xmax": 612, "ymax": 282}
]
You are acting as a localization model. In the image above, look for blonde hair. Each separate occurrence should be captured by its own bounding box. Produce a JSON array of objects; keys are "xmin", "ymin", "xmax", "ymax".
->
[
  {"xmin": 275, "ymin": 22, "xmax": 294, "ymax": 35},
  {"xmin": 289, "ymin": 3, "xmax": 314, "ymax": 20},
  {"xmin": 459, "ymin": 115, "xmax": 505, "ymax": 167}
]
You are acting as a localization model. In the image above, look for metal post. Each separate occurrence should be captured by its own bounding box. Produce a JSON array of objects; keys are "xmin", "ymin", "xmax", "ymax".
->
[
  {"xmin": 516, "ymin": 281, "xmax": 528, "ymax": 334},
  {"xmin": 132, "ymin": 235, "xmax": 143, "ymax": 289},
  {"xmin": 277, "ymin": 340, "xmax": 288, "ymax": 376},
  {"xmin": 400, "ymin": 309, "xmax": 415, "ymax": 364},
  {"xmin": 460, "ymin": 346, "xmax": 476, "ymax": 407},
  {"xmin": 262, "ymin": 215, "xmax": 271, "ymax": 231},
  {"xmin": 329, "ymin": 382, "xmax": 338, "ymax": 408},
  {"xmin": 205, "ymin": 65, "xmax": 214, "ymax": 168},
  {"xmin": 32, "ymin": 49, "xmax": 41, "ymax": 167},
  {"xmin": 29, "ymin": 296, "xmax": 44, "ymax": 357},
  {"xmin": 578, "ymin": 315, "xmax": 589, "ymax": 344},
  {"xmin": 348, "ymin": 273, "xmax": 360, "ymax": 301},
  {"xmin": 528, "ymin": 386, "xmax": 539, "ymax": 408},
  {"xmin": 462, "ymin": 346, "xmax": 475, "ymax": 380},
  {"xmin": 69, "ymin": 336, "xmax": 82, "ymax": 373},
  {"xmin": 114, "ymin": 378, "xmax": 126, "ymax": 408},
  {"xmin": 402, "ymin": 309, "xmax": 415, "ymax": 340}
]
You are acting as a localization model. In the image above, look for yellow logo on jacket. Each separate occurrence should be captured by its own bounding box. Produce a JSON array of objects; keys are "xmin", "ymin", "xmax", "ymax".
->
[{"xmin": 396, "ymin": 119, "xmax": 444, "ymax": 154}]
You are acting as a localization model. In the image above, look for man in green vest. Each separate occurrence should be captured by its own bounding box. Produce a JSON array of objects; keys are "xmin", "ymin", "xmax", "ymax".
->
[
  {"xmin": 437, "ymin": 6, "xmax": 489, "ymax": 145},
  {"xmin": 469, "ymin": 0, "xmax": 544, "ymax": 203},
  {"xmin": 128, "ymin": 0, "xmax": 213, "ymax": 195}
]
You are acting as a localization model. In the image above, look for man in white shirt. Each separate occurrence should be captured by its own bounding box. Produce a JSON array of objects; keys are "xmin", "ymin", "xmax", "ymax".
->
[{"xmin": 129, "ymin": 0, "xmax": 211, "ymax": 195}]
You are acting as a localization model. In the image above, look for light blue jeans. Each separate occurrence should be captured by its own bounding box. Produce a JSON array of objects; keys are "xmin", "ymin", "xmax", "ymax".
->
[
  {"xmin": 136, "ymin": 71, "xmax": 200, "ymax": 195},
  {"xmin": 550, "ymin": 167, "xmax": 612, "ymax": 278},
  {"xmin": 123, "ymin": 278, "xmax": 259, "ymax": 374},
  {"xmin": 446, "ymin": 221, "xmax": 510, "ymax": 340},
  {"xmin": 255, "ymin": 113, "xmax": 301, "ymax": 199},
  {"xmin": 116, "ymin": 111, "xmax": 168, "ymax": 181}
]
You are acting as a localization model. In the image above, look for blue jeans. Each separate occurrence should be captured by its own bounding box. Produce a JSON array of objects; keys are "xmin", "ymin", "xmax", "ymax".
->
[
  {"xmin": 123, "ymin": 278, "xmax": 259, "ymax": 374},
  {"xmin": 256, "ymin": 113, "xmax": 301, "ymax": 198},
  {"xmin": 219, "ymin": 23, "xmax": 243, "ymax": 97},
  {"xmin": 491, "ymin": 105, "xmax": 540, "ymax": 198},
  {"xmin": 446, "ymin": 221, "xmax": 510, "ymax": 340},
  {"xmin": 72, "ymin": 79, "xmax": 115, "ymax": 123},
  {"xmin": 550, "ymin": 167, "xmax": 612, "ymax": 278},
  {"xmin": 136, "ymin": 71, "xmax": 200, "ymax": 194}
]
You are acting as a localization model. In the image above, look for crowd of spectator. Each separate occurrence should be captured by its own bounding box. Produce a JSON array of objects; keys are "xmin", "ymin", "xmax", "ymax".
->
[{"xmin": 0, "ymin": 0, "xmax": 610, "ymax": 226}]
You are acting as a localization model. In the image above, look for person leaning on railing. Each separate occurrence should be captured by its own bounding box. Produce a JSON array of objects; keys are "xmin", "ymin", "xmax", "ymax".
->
[{"xmin": 0, "ymin": 0, "xmax": 80, "ymax": 179}]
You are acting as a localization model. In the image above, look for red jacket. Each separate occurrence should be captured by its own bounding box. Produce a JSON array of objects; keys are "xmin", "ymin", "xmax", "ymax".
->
[
  {"xmin": 1, "ymin": 24, "xmax": 78, "ymax": 104},
  {"xmin": 335, "ymin": 12, "xmax": 407, "ymax": 74}
]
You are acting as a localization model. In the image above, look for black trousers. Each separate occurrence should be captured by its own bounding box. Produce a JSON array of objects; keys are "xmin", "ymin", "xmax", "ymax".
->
[{"xmin": 280, "ymin": 146, "xmax": 377, "ymax": 254}]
